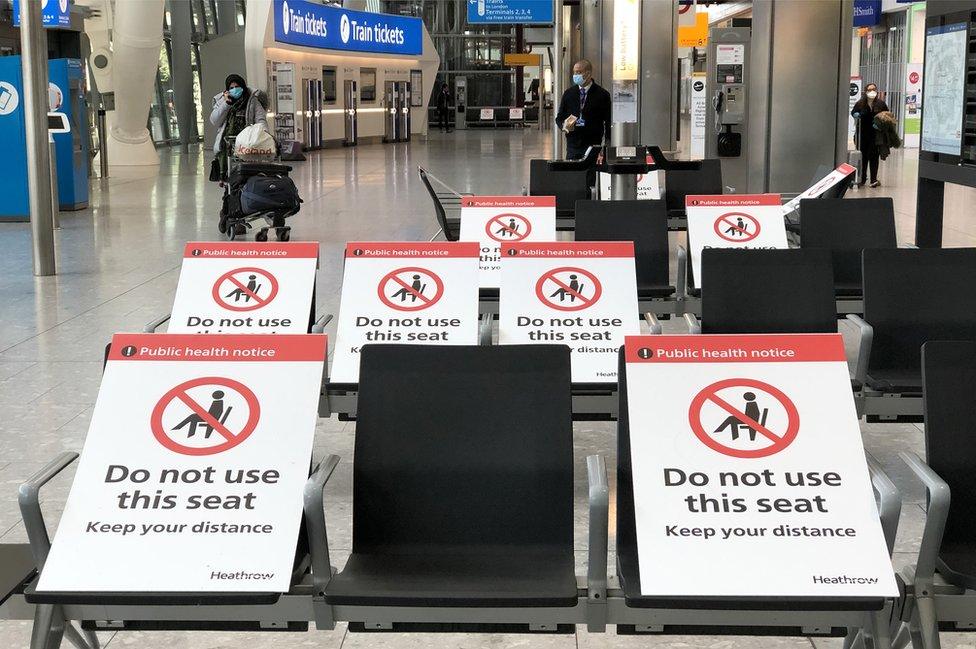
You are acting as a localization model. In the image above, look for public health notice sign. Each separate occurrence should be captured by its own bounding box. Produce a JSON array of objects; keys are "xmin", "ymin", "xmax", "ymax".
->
[
  {"xmin": 781, "ymin": 163, "xmax": 857, "ymax": 216},
  {"xmin": 37, "ymin": 333, "xmax": 326, "ymax": 593},
  {"xmin": 499, "ymin": 242, "xmax": 640, "ymax": 382},
  {"xmin": 330, "ymin": 242, "xmax": 480, "ymax": 383},
  {"xmin": 169, "ymin": 242, "xmax": 318, "ymax": 334},
  {"xmin": 686, "ymin": 194, "xmax": 787, "ymax": 289},
  {"xmin": 459, "ymin": 196, "xmax": 557, "ymax": 288},
  {"xmin": 623, "ymin": 333, "xmax": 897, "ymax": 598}
]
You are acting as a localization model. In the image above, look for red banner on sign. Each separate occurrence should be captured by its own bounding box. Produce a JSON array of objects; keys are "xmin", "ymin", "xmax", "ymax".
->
[
  {"xmin": 108, "ymin": 333, "xmax": 327, "ymax": 362},
  {"xmin": 685, "ymin": 194, "xmax": 782, "ymax": 208},
  {"xmin": 624, "ymin": 334, "xmax": 845, "ymax": 364},
  {"xmin": 461, "ymin": 195, "xmax": 556, "ymax": 208},
  {"xmin": 506, "ymin": 241, "xmax": 635, "ymax": 258},
  {"xmin": 344, "ymin": 242, "xmax": 480, "ymax": 258},
  {"xmin": 183, "ymin": 242, "xmax": 319, "ymax": 259}
]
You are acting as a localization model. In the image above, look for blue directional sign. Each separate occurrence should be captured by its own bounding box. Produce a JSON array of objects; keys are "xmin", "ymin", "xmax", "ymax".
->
[
  {"xmin": 467, "ymin": 0, "xmax": 553, "ymax": 24},
  {"xmin": 273, "ymin": 0, "xmax": 423, "ymax": 56},
  {"xmin": 12, "ymin": 0, "xmax": 71, "ymax": 28}
]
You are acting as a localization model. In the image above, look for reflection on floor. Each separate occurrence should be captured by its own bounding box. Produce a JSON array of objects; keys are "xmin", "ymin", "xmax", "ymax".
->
[{"xmin": 0, "ymin": 129, "xmax": 972, "ymax": 647}]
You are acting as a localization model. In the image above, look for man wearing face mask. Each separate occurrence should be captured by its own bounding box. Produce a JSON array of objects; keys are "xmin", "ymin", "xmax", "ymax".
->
[
  {"xmin": 851, "ymin": 83, "xmax": 890, "ymax": 188},
  {"xmin": 210, "ymin": 74, "xmax": 269, "ymax": 182},
  {"xmin": 555, "ymin": 60, "xmax": 612, "ymax": 159}
]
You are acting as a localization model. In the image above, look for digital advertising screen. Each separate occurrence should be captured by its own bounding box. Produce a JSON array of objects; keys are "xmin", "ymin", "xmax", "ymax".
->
[{"xmin": 921, "ymin": 22, "xmax": 967, "ymax": 156}]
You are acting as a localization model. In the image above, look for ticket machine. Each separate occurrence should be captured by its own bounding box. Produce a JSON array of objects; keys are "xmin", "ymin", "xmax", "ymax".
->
[{"xmin": 0, "ymin": 56, "xmax": 89, "ymax": 220}]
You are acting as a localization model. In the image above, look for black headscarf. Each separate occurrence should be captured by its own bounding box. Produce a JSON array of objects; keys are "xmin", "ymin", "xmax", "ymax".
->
[{"xmin": 224, "ymin": 73, "xmax": 251, "ymax": 105}]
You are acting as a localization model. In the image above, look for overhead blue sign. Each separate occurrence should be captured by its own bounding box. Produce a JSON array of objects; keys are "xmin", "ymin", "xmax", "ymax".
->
[
  {"xmin": 467, "ymin": 0, "xmax": 553, "ymax": 24},
  {"xmin": 12, "ymin": 0, "xmax": 71, "ymax": 28},
  {"xmin": 853, "ymin": 0, "xmax": 881, "ymax": 27},
  {"xmin": 273, "ymin": 0, "xmax": 423, "ymax": 56}
]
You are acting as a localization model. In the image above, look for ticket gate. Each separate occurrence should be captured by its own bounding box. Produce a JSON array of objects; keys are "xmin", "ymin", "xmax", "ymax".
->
[
  {"xmin": 303, "ymin": 78, "xmax": 323, "ymax": 150},
  {"xmin": 343, "ymin": 79, "xmax": 357, "ymax": 147},
  {"xmin": 383, "ymin": 80, "xmax": 410, "ymax": 143}
]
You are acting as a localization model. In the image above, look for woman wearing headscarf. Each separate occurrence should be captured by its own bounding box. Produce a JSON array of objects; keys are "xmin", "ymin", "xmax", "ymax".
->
[
  {"xmin": 850, "ymin": 83, "xmax": 890, "ymax": 188},
  {"xmin": 209, "ymin": 73, "xmax": 268, "ymax": 181}
]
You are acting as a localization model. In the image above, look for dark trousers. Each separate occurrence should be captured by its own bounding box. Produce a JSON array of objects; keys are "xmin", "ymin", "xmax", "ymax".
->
[
  {"xmin": 437, "ymin": 107, "xmax": 449, "ymax": 131},
  {"xmin": 864, "ymin": 147, "xmax": 880, "ymax": 183},
  {"xmin": 566, "ymin": 141, "xmax": 588, "ymax": 160}
]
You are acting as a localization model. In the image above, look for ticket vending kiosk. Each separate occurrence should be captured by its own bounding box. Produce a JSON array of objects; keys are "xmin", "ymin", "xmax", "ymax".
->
[
  {"xmin": 303, "ymin": 78, "xmax": 323, "ymax": 150},
  {"xmin": 454, "ymin": 76, "xmax": 468, "ymax": 130},
  {"xmin": 706, "ymin": 27, "xmax": 751, "ymax": 193},
  {"xmin": 343, "ymin": 79, "xmax": 358, "ymax": 147},
  {"xmin": 0, "ymin": 56, "xmax": 89, "ymax": 220}
]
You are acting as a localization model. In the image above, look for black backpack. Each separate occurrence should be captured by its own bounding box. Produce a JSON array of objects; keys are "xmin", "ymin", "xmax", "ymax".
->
[{"xmin": 240, "ymin": 175, "xmax": 301, "ymax": 214}]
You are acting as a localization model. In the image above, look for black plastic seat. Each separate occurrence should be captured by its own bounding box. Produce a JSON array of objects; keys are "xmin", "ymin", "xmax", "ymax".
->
[
  {"xmin": 862, "ymin": 249, "xmax": 976, "ymax": 393},
  {"xmin": 529, "ymin": 159, "xmax": 591, "ymax": 216},
  {"xmin": 325, "ymin": 344, "xmax": 578, "ymax": 608},
  {"xmin": 574, "ymin": 199, "xmax": 673, "ymax": 298},
  {"xmin": 664, "ymin": 159, "xmax": 723, "ymax": 217},
  {"xmin": 0, "ymin": 544, "xmax": 35, "ymax": 606},
  {"xmin": 615, "ymin": 350, "xmax": 883, "ymax": 613},
  {"xmin": 800, "ymin": 198, "xmax": 896, "ymax": 299},
  {"xmin": 922, "ymin": 341, "xmax": 976, "ymax": 589},
  {"xmin": 700, "ymin": 248, "xmax": 837, "ymax": 334}
]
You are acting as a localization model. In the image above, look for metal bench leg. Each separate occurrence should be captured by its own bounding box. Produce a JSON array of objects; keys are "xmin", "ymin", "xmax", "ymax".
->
[
  {"xmin": 868, "ymin": 607, "xmax": 893, "ymax": 649},
  {"xmin": 64, "ymin": 621, "xmax": 94, "ymax": 649},
  {"xmin": 891, "ymin": 622, "xmax": 911, "ymax": 649},
  {"xmin": 82, "ymin": 627, "xmax": 100, "ymax": 649},
  {"xmin": 909, "ymin": 596, "xmax": 941, "ymax": 649},
  {"xmin": 30, "ymin": 603, "xmax": 58, "ymax": 649}
]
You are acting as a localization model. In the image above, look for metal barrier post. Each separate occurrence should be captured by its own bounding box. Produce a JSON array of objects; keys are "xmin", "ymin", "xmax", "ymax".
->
[{"xmin": 97, "ymin": 107, "xmax": 109, "ymax": 178}]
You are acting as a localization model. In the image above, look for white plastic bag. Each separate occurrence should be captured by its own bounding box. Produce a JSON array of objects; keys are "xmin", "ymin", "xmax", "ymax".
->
[{"xmin": 233, "ymin": 124, "xmax": 276, "ymax": 160}]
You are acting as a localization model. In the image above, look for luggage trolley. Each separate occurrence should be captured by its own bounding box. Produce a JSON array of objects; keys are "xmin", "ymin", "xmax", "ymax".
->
[{"xmin": 218, "ymin": 135, "xmax": 302, "ymax": 242}]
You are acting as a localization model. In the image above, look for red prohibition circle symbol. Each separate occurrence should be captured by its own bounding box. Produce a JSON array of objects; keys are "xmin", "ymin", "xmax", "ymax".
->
[
  {"xmin": 377, "ymin": 267, "xmax": 444, "ymax": 311},
  {"xmin": 212, "ymin": 267, "xmax": 279, "ymax": 312},
  {"xmin": 150, "ymin": 377, "xmax": 261, "ymax": 456},
  {"xmin": 534, "ymin": 266, "xmax": 603, "ymax": 311},
  {"xmin": 909, "ymin": 71, "xmax": 919, "ymax": 84},
  {"xmin": 688, "ymin": 378, "xmax": 799, "ymax": 459},
  {"xmin": 713, "ymin": 211, "xmax": 761, "ymax": 243},
  {"xmin": 485, "ymin": 213, "xmax": 532, "ymax": 243}
]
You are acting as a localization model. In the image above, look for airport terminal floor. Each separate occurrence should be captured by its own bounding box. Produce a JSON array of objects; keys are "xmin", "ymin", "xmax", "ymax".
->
[{"xmin": 0, "ymin": 128, "xmax": 975, "ymax": 648}]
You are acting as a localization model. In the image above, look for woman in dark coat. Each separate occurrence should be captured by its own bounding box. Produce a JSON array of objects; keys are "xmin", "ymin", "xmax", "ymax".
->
[{"xmin": 851, "ymin": 83, "xmax": 890, "ymax": 188}]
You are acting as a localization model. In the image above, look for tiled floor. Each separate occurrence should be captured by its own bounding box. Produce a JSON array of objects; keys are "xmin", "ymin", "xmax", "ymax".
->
[{"xmin": 0, "ymin": 128, "xmax": 970, "ymax": 648}]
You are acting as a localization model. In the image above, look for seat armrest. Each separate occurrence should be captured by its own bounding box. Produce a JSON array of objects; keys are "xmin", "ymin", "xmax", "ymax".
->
[
  {"xmin": 900, "ymin": 452, "xmax": 951, "ymax": 584},
  {"xmin": 303, "ymin": 455, "xmax": 341, "ymax": 595},
  {"xmin": 643, "ymin": 312, "xmax": 663, "ymax": 335},
  {"xmin": 684, "ymin": 313, "xmax": 701, "ymax": 335},
  {"xmin": 586, "ymin": 454, "xmax": 608, "ymax": 632},
  {"xmin": 311, "ymin": 312, "xmax": 334, "ymax": 334},
  {"xmin": 143, "ymin": 313, "xmax": 171, "ymax": 333},
  {"xmin": 846, "ymin": 314, "xmax": 873, "ymax": 384},
  {"xmin": 19, "ymin": 452, "xmax": 79, "ymax": 570},
  {"xmin": 865, "ymin": 452, "xmax": 901, "ymax": 556},
  {"xmin": 676, "ymin": 245, "xmax": 688, "ymax": 300}
]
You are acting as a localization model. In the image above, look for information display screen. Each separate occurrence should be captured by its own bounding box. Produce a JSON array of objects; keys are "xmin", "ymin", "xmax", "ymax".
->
[{"xmin": 921, "ymin": 22, "xmax": 967, "ymax": 156}]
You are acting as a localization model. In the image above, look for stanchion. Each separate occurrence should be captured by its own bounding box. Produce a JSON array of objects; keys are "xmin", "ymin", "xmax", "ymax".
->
[{"xmin": 96, "ymin": 108, "xmax": 109, "ymax": 179}]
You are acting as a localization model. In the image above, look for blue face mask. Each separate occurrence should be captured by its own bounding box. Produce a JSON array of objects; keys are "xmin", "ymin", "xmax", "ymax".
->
[
  {"xmin": 228, "ymin": 87, "xmax": 244, "ymax": 99},
  {"xmin": 573, "ymin": 74, "xmax": 585, "ymax": 86}
]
